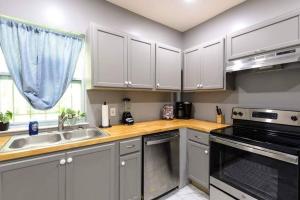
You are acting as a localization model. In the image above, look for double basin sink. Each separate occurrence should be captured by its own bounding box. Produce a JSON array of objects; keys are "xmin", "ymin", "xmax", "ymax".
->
[{"xmin": 1, "ymin": 128, "xmax": 108, "ymax": 152}]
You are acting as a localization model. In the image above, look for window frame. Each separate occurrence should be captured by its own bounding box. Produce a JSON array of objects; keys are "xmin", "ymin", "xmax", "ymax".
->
[{"xmin": 0, "ymin": 52, "xmax": 86, "ymax": 128}]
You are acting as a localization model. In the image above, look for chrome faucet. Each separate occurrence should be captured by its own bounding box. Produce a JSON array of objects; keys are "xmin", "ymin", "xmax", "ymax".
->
[{"xmin": 58, "ymin": 116, "xmax": 68, "ymax": 132}]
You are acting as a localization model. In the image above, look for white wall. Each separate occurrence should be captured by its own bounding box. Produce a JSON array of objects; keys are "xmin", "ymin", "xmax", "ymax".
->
[
  {"xmin": 0, "ymin": 0, "xmax": 182, "ymax": 126},
  {"xmin": 183, "ymin": 0, "xmax": 300, "ymax": 124}
]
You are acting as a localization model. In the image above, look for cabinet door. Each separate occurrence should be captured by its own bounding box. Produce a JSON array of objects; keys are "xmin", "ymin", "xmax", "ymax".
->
[
  {"xmin": 227, "ymin": 10, "xmax": 300, "ymax": 60},
  {"xmin": 183, "ymin": 46, "xmax": 201, "ymax": 91},
  {"xmin": 0, "ymin": 153, "xmax": 66, "ymax": 200},
  {"xmin": 200, "ymin": 39, "xmax": 224, "ymax": 90},
  {"xmin": 155, "ymin": 43, "xmax": 181, "ymax": 90},
  {"xmin": 128, "ymin": 37, "xmax": 155, "ymax": 89},
  {"xmin": 187, "ymin": 140, "xmax": 209, "ymax": 189},
  {"xmin": 66, "ymin": 143, "xmax": 116, "ymax": 200},
  {"xmin": 91, "ymin": 24, "xmax": 128, "ymax": 88},
  {"xmin": 120, "ymin": 152, "xmax": 141, "ymax": 200}
]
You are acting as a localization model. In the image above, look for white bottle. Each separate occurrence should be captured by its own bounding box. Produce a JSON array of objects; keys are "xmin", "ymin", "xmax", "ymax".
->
[{"xmin": 101, "ymin": 102, "xmax": 109, "ymax": 127}]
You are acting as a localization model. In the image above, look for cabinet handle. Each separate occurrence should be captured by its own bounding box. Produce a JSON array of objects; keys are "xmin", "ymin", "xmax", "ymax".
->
[
  {"xmin": 121, "ymin": 161, "xmax": 126, "ymax": 166},
  {"xmin": 156, "ymin": 83, "xmax": 160, "ymax": 88},
  {"xmin": 205, "ymin": 150, "xmax": 209, "ymax": 154},
  {"xmin": 125, "ymin": 81, "xmax": 129, "ymax": 85},
  {"xmin": 67, "ymin": 157, "xmax": 73, "ymax": 163},
  {"xmin": 126, "ymin": 145, "xmax": 135, "ymax": 149},
  {"xmin": 196, "ymin": 84, "xmax": 200, "ymax": 88},
  {"xmin": 199, "ymin": 84, "xmax": 203, "ymax": 88},
  {"xmin": 60, "ymin": 159, "xmax": 66, "ymax": 165},
  {"xmin": 128, "ymin": 81, "xmax": 132, "ymax": 86}
]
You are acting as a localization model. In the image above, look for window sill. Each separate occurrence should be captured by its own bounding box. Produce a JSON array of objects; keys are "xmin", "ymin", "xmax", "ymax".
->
[{"xmin": 0, "ymin": 122, "xmax": 89, "ymax": 136}]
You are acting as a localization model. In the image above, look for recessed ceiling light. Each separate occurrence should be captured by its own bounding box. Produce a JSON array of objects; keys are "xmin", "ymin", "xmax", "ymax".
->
[{"xmin": 184, "ymin": 0, "xmax": 195, "ymax": 3}]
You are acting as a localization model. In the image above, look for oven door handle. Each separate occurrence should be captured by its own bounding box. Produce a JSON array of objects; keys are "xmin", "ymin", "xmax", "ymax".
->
[{"xmin": 210, "ymin": 135, "xmax": 299, "ymax": 165}]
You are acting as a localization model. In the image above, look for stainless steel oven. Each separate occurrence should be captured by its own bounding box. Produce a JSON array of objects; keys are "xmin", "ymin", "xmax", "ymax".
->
[{"xmin": 210, "ymin": 107, "xmax": 300, "ymax": 200}]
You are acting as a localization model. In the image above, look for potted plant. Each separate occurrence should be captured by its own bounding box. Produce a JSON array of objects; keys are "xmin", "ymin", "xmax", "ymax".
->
[
  {"xmin": 59, "ymin": 108, "xmax": 86, "ymax": 126},
  {"xmin": 0, "ymin": 111, "xmax": 13, "ymax": 131}
]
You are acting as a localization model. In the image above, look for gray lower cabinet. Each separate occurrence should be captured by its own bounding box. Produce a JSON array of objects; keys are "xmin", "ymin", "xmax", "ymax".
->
[
  {"xmin": 120, "ymin": 152, "xmax": 141, "ymax": 200},
  {"xmin": 128, "ymin": 37, "xmax": 155, "ymax": 89},
  {"xmin": 227, "ymin": 10, "xmax": 300, "ymax": 60},
  {"xmin": 89, "ymin": 24, "xmax": 128, "ymax": 88},
  {"xmin": 0, "ymin": 153, "xmax": 66, "ymax": 200},
  {"xmin": 155, "ymin": 43, "xmax": 182, "ymax": 90},
  {"xmin": 66, "ymin": 143, "xmax": 116, "ymax": 200},
  {"xmin": 187, "ymin": 140, "xmax": 209, "ymax": 190},
  {"xmin": 0, "ymin": 143, "xmax": 116, "ymax": 200}
]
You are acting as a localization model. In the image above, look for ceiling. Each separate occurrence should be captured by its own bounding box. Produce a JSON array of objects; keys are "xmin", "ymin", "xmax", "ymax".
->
[{"xmin": 106, "ymin": 0, "xmax": 246, "ymax": 32}]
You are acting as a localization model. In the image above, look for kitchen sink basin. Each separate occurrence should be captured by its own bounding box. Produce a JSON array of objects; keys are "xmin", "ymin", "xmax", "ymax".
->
[
  {"xmin": 6, "ymin": 133, "xmax": 62, "ymax": 151},
  {"xmin": 62, "ymin": 128, "xmax": 107, "ymax": 141},
  {"xmin": 1, "ymin": 128, "xmax": 108, "ymax": 152}
]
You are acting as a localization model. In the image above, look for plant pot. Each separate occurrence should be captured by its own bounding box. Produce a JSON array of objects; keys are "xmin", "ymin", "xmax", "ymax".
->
[
  {"xmin": 0, "ymin": 122, "xmax": 9, "ymax": 131},
  {"xmin": 67, "ymin": 118, "xmax": 78, "ymax": 126}
]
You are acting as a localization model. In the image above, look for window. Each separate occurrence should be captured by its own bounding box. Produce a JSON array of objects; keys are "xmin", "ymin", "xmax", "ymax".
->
[{"xmin": 0, "ymin": 48, "xmax": 85, "ymax": 126}]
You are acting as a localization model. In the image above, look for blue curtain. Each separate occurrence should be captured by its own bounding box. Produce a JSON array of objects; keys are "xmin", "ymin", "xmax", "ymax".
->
[{"xmin": 0, "ymin": 18, "xmax": 83, "ymax": 110}]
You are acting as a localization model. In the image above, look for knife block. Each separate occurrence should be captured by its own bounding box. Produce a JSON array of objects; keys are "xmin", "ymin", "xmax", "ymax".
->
[{"xmin": 216, "ymin": 115, "xmax": 225, "ymax": 124}]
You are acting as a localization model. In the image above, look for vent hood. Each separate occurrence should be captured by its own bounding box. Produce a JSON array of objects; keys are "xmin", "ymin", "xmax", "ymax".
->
[{"xmin": 226, "ymin": 47, "xmax": 300, "ymax": 72}]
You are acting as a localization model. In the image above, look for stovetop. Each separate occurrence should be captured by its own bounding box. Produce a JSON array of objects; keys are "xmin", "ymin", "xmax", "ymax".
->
[{"xmin": 210, "ymin": 107, "xmax": 300, "ymax": 155}]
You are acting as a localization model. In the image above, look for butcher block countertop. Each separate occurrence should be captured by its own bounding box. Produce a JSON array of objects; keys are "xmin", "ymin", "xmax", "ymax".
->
[{"xmin": 0, "ymin": 119, "xmax": 228, "ymax": 162}]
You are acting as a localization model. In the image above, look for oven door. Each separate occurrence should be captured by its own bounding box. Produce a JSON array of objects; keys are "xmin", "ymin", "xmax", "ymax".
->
[{"xmin": 210, "ymin": 136, "xmax": 299, "ymax": 200}]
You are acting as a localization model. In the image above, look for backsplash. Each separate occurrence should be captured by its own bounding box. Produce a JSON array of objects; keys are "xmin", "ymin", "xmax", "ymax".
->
[{"xmin": 86, "ymin": 90, "xmax": 172, "ymax": 127}]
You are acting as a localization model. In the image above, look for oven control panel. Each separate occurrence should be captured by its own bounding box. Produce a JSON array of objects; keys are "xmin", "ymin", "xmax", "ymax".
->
[{"xmin": 232, "ymin": 107, "xmax": 300, "ymax": 126}]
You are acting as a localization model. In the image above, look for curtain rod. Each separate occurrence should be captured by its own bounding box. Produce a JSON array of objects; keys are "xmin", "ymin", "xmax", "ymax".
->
[{"xmin": 0, "ymin": 14, "xmax": 85, "ymax": 39}]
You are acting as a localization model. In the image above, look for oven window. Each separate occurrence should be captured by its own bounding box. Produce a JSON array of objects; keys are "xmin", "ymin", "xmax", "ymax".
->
[{"xmin": 210, "ymin": 142, "xmax": 298, "ymax": 200}]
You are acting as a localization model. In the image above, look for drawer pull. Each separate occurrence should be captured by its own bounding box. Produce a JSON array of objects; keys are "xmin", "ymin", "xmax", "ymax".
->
[
  {"xmin": 195, "ymin": 136, "xmax": 201, "ymax": 139},
  {"xmin": 121, "ymin": 161, "xmax": 126, "ymax": 166},
  {"xmin": 205, "ymin": 150, "xmax": 209, "ymax": 154},
  {"xmin": 126, "ymin": 145, "xmax": 135, "ymax": 149}
]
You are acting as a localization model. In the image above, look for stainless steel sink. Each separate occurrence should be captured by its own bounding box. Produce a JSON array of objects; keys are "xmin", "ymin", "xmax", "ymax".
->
[
  {"xmin": 1, "ymin": 128, "xmax": 108, "ymax": 152},
  {"xmin": 8, "ymin": 134, "xmax": 62, "ymax": 149},
  {"xmin": 62, "ymin": 128, "xmax": 107, "ymax": 141}
]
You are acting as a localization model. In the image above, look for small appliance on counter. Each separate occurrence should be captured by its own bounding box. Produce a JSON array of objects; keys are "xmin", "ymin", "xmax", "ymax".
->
[
  {"xmin": 162, "ymin": 104, "xmax": 174, "ymax": 120},
  {"xmin": 100, "ymin": 101, "xmax": 111, "ymax": 128},
  {"xmin": 121, "ymin": 97, "xmax": 134, "ymax": 125},
  {"xmin": 175, "ymin": 101, "xmax": 192, "ymax": 119}
]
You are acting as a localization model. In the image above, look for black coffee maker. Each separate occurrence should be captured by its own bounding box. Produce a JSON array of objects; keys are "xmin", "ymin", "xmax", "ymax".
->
[{"xmin": 175, "ymin": 102, "xmax": 192, "ymax": 119}]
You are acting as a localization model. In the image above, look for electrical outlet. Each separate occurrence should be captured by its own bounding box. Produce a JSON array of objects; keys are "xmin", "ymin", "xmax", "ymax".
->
[{"xmin": 110, "ymin": 107, "xmax": 116, "ymax": 117}]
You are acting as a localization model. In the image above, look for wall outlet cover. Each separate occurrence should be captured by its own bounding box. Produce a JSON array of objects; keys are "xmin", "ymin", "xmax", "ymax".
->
[{"xmin": 110, "ymin": 107, "xmax": 116, "ymax": 117}]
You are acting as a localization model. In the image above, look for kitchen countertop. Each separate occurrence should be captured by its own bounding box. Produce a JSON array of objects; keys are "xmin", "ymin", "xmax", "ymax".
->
[{"xmin": 0, "ymin": 119, "xmax": 228, "ymax": 162}]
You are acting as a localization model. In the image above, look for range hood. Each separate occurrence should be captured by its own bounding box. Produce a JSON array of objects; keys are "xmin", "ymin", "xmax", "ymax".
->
[{"xmin": 226, "ymin": 46, "xmax": 300, "ymax": 72}]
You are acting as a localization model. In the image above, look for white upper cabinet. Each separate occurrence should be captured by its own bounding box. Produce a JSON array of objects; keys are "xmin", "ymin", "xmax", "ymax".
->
[
  {"xmin": 227, "ymin": 10, "xmax": 300, "ymax": 60},
  {"xmin": 200, "ymin": 39, "xmax": 224, "ymax": 89},
  {"xmin": 155, "ymin": 43, "xmax": 182, "ymax": 90},
  {"xmin": 87, "ymin": 23, "xmax": 181, "ymax": 91},
  {"xmin": 183, "ymin": 38, "xmax": 225, "ymax": 91},
  {"xmin": 183, "ymin": 46, "xmax": 201, "ymax": 90},
  {"xmin": 90, "ymin": 24, "xmax": 128, "ymax": 88},
  {"xmin": 128, "ymin": 37, "xmax": 155, "ymax": 89}
]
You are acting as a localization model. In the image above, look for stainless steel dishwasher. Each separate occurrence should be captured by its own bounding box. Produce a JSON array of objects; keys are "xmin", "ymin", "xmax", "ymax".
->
[{"xmin": 143, "ymin": 130, "xmax": 179, "ymax": 200}]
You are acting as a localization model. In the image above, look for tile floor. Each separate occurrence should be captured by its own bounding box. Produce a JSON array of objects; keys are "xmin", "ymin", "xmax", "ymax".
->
[{"xmin": 159, "ymin": 184, "xmax": 209, "ymax": 200}]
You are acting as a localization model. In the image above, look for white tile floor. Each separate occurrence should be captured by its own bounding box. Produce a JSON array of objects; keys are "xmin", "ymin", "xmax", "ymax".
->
[{"xmin": 159, "ymin": 184, "xmax": 209, "ymax": 200}]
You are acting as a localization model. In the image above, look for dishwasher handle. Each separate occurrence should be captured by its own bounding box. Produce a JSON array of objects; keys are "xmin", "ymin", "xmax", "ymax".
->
[{"xmin": 145, "ymin": 134, "xmax": 178, "ymax": 146}]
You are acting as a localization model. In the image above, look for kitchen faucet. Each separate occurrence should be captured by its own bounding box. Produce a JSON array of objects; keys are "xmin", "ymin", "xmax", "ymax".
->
[{"xmin": 58, "ymin": 116, "xmax": 68, "ymax": 132}]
